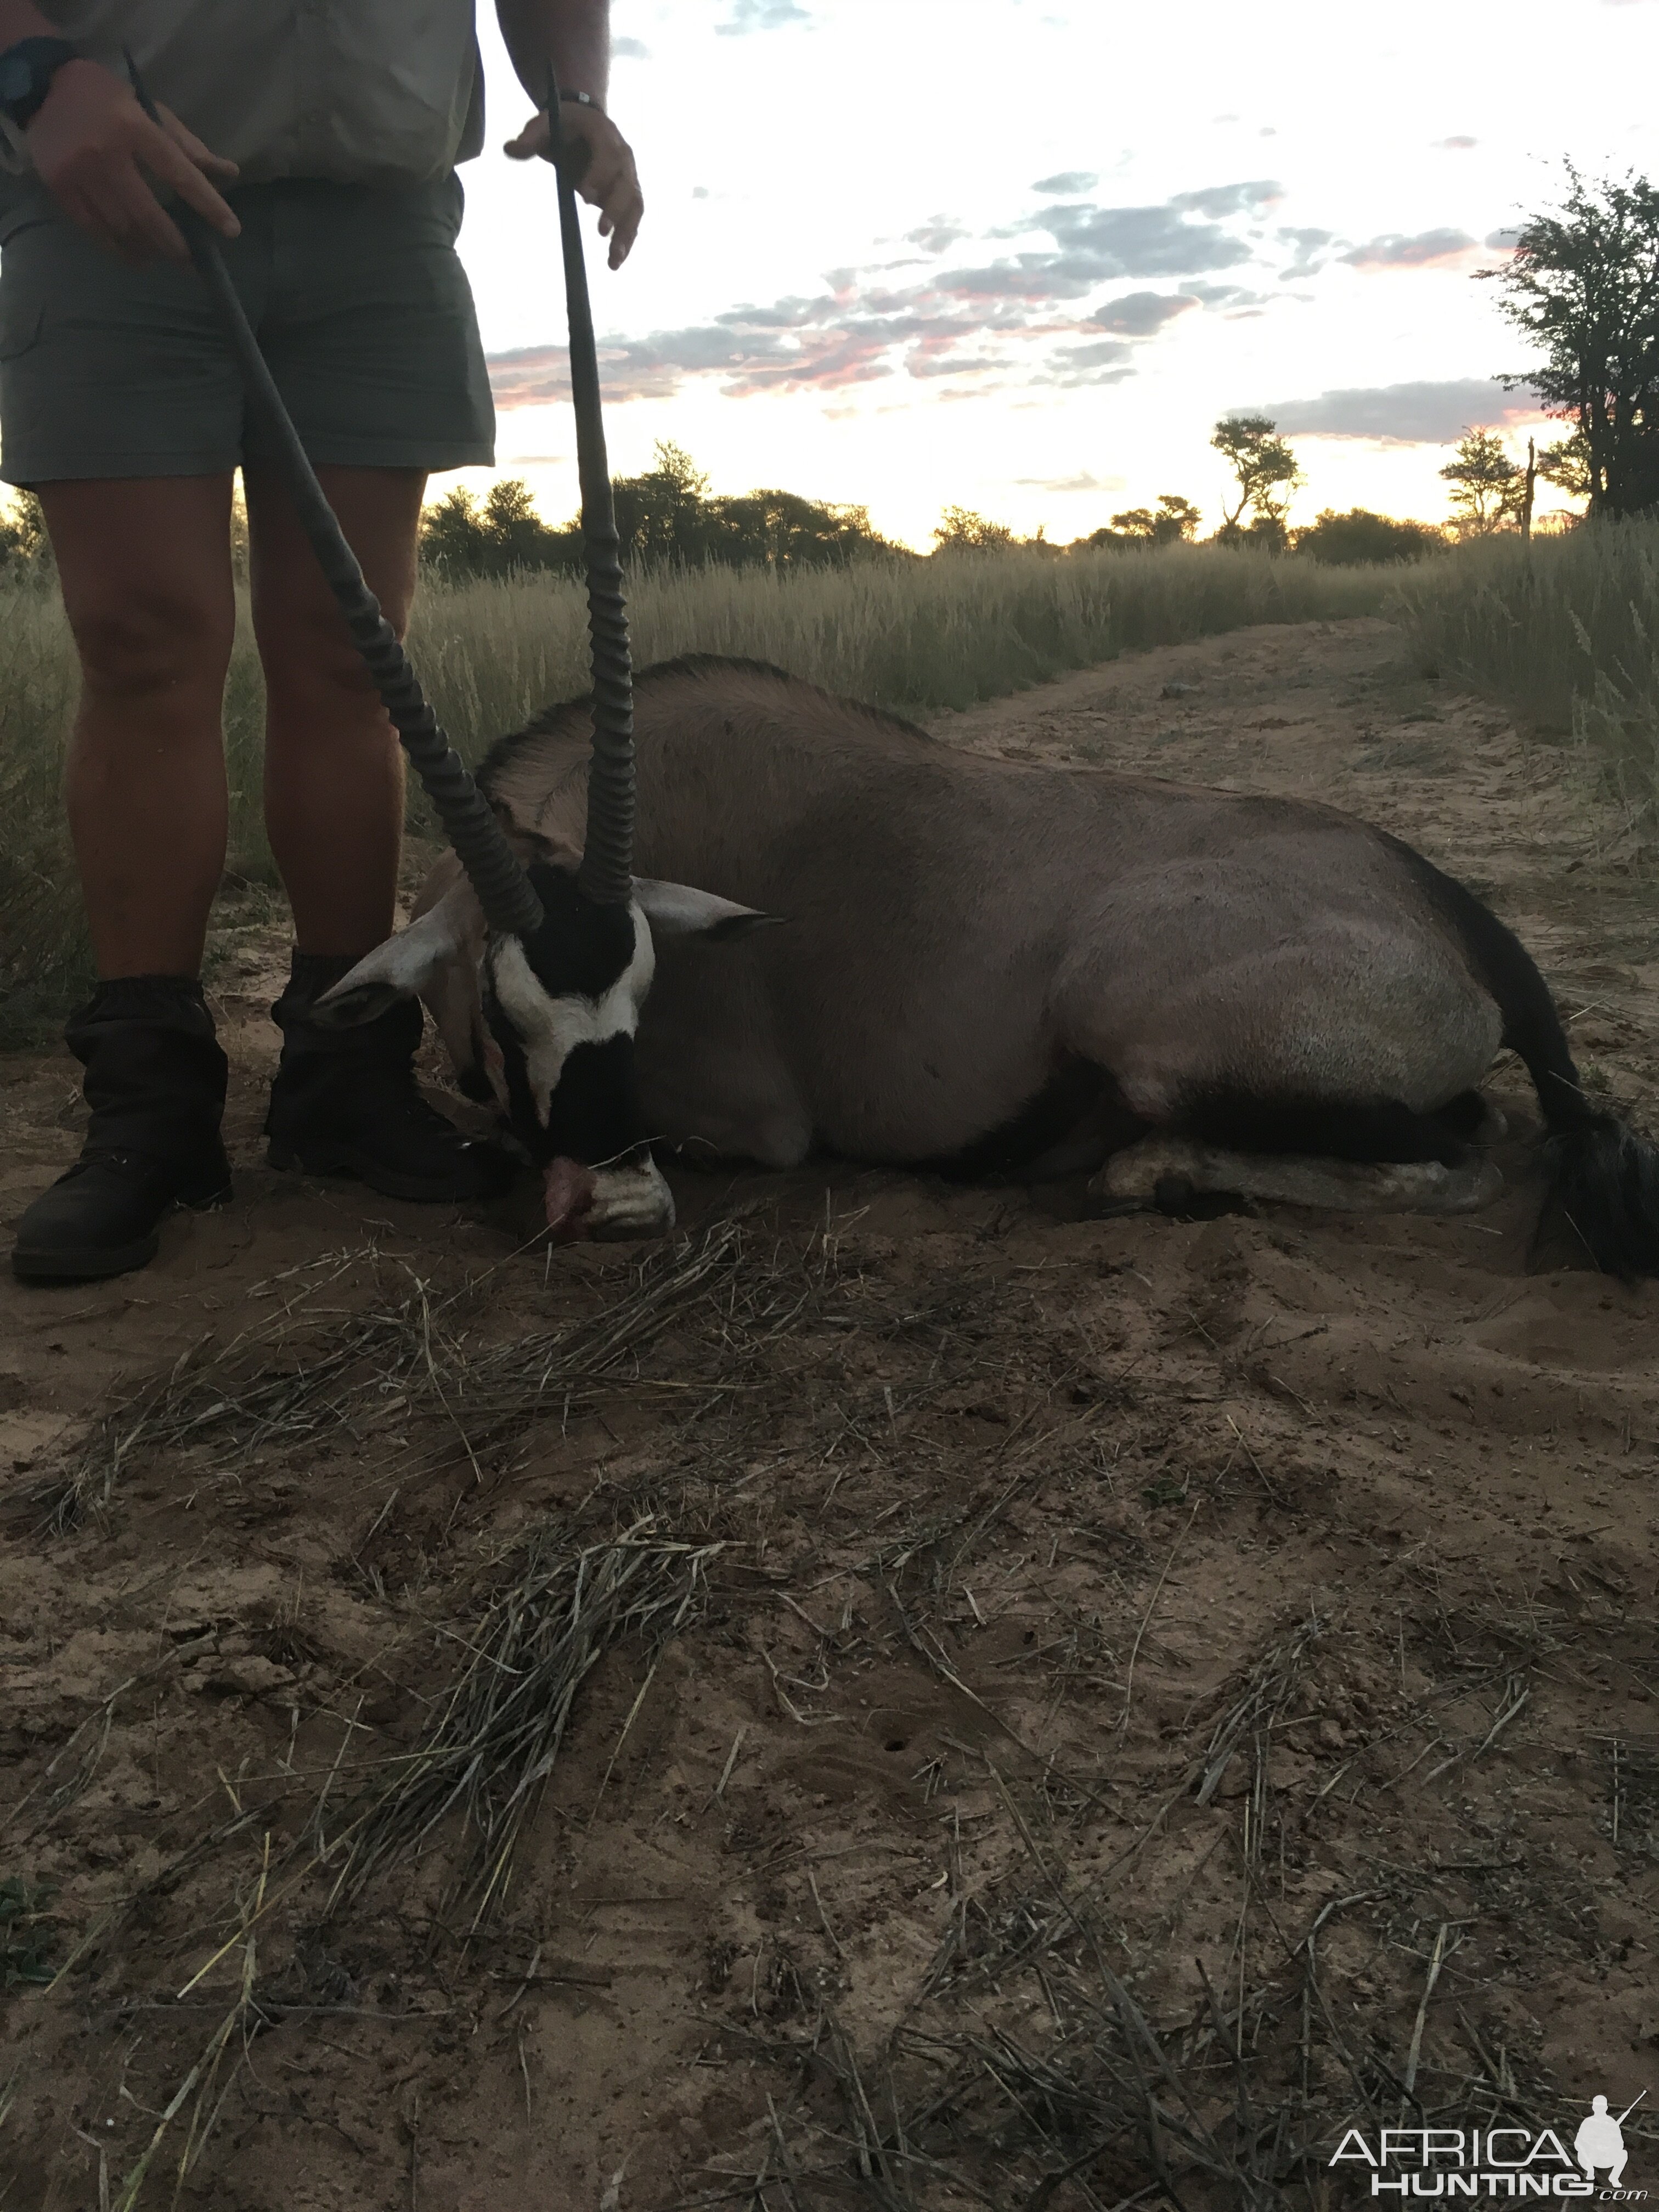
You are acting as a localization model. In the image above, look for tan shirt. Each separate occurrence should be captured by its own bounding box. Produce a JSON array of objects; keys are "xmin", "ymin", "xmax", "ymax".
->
[{"xmin": 16, "ymin": 3, "xmax": 485, "ymax": 185}]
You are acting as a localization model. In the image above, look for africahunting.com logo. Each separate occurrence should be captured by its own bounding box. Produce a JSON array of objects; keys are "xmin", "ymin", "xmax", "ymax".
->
[{"xmin": 1330, "ymin": 2093, "xmax": 1646, "ymax": 2198}]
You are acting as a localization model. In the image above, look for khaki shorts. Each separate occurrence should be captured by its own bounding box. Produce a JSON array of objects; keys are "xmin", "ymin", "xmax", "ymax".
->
[{"xmin": 0, "ymin": 174, "xmax": 495, "ymax": 486}]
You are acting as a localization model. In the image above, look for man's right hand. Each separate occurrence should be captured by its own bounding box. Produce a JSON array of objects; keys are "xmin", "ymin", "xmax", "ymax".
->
[{"xmin": 25, "ymin": 59, "xmax": 240, "ymax": 263}]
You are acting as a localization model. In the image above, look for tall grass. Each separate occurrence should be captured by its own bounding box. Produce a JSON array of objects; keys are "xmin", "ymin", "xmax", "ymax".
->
[
  {"xmin": 0, "ymin": 584, "xmax": 94, "ymax": 1035},
  {"xmin": 413, "ymin": 539, "xmax": 1392, "ymax": 740},
  {"xmin": 1391, "ymin": 517, "xmax": 1659, "ymax": 836},
  {"xmin": 0, "ymin": 542, "xmax": 1393, "ymax": 1043}
]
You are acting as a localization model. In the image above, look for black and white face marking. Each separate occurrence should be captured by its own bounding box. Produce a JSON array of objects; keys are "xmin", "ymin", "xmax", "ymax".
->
[
  {"xmin": 311, "ymin": 858, "xmax": 777, "ymax": 1242},
  {"xmin": 481, "ymin": 862, "xmax": 654, "ymax": 1168}
]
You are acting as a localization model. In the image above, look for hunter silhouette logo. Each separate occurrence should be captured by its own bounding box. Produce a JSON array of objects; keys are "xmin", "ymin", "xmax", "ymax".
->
[{"xmin": 1577, "ymin": 2096, "xmax": 1643, "ymax": 2191}]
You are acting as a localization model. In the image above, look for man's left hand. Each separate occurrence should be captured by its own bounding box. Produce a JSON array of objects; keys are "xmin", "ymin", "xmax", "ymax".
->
[{"xmin": 504, "ymin": 103, "xmax": 642, "ymax": 267}]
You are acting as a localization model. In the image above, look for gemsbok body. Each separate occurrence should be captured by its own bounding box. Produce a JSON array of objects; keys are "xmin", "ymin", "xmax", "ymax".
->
[{"xmin": 323, "ymin": 654, "xmax": 1659, "ymax": 1276}]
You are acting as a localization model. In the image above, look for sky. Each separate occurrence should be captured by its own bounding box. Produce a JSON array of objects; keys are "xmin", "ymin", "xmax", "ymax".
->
[{"xmin": 446, "ymin": 0, "xmax": 1659, "ymax": 550}]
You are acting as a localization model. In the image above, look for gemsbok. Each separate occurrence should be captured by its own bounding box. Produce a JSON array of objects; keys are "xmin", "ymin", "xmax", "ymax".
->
[{"xmin": 318, "ymin": 652, "xmax": 1659, "ymax": 1277}]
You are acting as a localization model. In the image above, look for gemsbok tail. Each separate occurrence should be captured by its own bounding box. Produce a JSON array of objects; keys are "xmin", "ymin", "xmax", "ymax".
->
[{"xmin": 1392, "ymin": 838, "xmax": 1659, "ymax": 1278}]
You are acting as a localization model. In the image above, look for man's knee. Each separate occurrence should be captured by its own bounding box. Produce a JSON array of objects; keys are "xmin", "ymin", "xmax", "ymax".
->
[{"xmin": 66, "ymin": 586, "xmax": 234, "ymax": 708}]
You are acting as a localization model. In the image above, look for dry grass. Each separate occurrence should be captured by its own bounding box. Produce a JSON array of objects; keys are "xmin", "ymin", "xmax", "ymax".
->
[
  {"xmin": 33, "ymin": 1216, "xmax": 755, "ymax": 1532},
  {"xmin": 1390, "ymin": 516, "xmax": 1659, "ymax": 844},
  {"xmin": 712, "ymin": 1611, "xmax": 1607, "ymax": 2211},
  {"xmin": 737, "ymin": 1814, "xmax": 1567, "ymax": 2212},
  {"xmin": 12, "ymin": 1175, "xmax": 1655, "ymax": 2205},
  {"xmin": 322, "ymin": 1517, "xmax": 722, "ymax": 1928}
]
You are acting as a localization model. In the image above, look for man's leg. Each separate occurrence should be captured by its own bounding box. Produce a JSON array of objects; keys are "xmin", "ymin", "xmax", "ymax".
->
[
  {"xmin": 246, "ymin": 462, "xmax": 419, "ymax": 958},
  {"xmin": 11, "ymin": 477, "xmax": 237, "ymax": 1283},
  {"xmin": 49, "ymin": 475, "xmax": 237, "ymax": 975},
  {"xmin": 246, "ymin": 463, "xmax": 512, "ymax": 1204}
]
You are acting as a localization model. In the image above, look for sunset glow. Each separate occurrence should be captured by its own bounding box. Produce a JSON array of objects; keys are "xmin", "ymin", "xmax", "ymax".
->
[{"xmin": 436, "ymin": 0, "xmax": 1659, "ymax": 549}]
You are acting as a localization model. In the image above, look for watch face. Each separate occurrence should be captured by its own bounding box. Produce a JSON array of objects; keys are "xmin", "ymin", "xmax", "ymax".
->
[{"xmin": 0, "ymin": 58, "xmax": 30, "ymax": 105}]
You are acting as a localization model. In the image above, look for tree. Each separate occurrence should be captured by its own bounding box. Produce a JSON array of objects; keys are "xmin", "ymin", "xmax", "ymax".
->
[
  {"xmin": 611, "ymin": 439, "xmax": 717, "ymax": 562},
  {"xmin": 1105, "ymin": 493, "xmax": 1202, "ymax": 546},
  {"xmin": 1210, "ymin": 415, "xmax": 1302, "ymax": 536},
  {"xmin": 1439, "ymin": 428, "xmax": 1522, "ymax": 537},
  {"xmin": 706, "ymin": 488, "xmax": 898, "ymax": 568},
  {"xmin": 1153, "ymin": 493, "xmax": 1202, "ymax": 543},
  {"xmin": 482, "ymin": 478, "xmax": 578, "ymax": 569},
  {"xmin": 932, "ymin": 505, "xmax": 1015, "ymax": 552},
  {"xmin": 418, "ymin": 479, "xmax": 579, "ymax": 577},
  {"xmin": 1535, "ymin": 426, "xmax": 1594, "ymax": 510},
  {"xmin": 419, "ymin": 445, "xmax": 898, "ymax": 579},
  {"xmin": 1293, "ymin": 507, "xmax": 1444, "ymax": 565},
  {"xmin": 1481, "ymin": 165, "xmax": 1659, "ymax": 516}
]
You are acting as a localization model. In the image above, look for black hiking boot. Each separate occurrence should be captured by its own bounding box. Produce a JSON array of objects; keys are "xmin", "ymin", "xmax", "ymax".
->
[
  {"xmin": 264, "ymin": 952, "xmax": 516, "ymax": 1203},
  {"xmin": 12, "ymin": 975, "xmax": 233, "ymax": 1284}
]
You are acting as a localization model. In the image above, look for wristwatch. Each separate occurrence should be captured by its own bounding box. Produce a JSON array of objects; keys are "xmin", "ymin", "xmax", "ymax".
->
[{"xmin": 0, "ymin": 36, "xmax": 81, "ymax": 132}]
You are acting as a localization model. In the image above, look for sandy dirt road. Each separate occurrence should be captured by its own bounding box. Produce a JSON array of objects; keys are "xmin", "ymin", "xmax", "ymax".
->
[{"xmin": 1, "ymin": 617, "xmax": 1655, "ymax": 2210}]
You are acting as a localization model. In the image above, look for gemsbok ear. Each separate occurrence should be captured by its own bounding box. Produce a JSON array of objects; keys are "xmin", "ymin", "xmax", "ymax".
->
[
  {"xmin": 632, "ymin": 877, "xmax": 781, "ymax": 941},
  {"xmin": 314, "ymin": 883, "xmax": 474, "ymax": 1026}
]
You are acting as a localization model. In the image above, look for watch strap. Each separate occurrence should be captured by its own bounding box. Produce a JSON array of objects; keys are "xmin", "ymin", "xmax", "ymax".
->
[{"xmin": 0, "ymin": 36, "xmax": 81, "ymax": 131}]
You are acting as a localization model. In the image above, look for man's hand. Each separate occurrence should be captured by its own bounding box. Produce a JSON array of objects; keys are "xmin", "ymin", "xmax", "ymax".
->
[
  {"xmin": 25, "ymin": 59, "xmax": 240, "ymax": 264},
  {"xmin": 504, "ymin": 101, "xmax": 641, "ymax": 268}
]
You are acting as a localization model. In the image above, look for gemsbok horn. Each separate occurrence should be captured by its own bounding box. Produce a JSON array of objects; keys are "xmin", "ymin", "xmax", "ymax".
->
[{"xmin": 542, "ymin": 62, "xmax": 636, "ymax": 910}]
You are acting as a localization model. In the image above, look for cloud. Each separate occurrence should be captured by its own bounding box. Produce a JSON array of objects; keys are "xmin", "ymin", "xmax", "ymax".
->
[
  {"xmin": 1014, "ymin": 470, "xmax": 1127, "ymax": 493},
  {"xmin": 905, "ymin": 216, "xmax": 969, "ymax": 254},
  {"xmin": 613, "ymin": 35, "xmax": 650, "ymax": 59},
  {"xmin": 1277, "ymin": 225, "xmax": 1334, "ymax": 277},
  {"xmin": 1483, "ymin": 227, "xmax": 1521, "ymax": 249},
  {"xmin": 1040, "ymin": 338, "xmax": 1137, "ymax": 387},
  {"xmin": 1183, "ymin": 279, "xmax": 1264, "ymax": 308},
  {"xmin": 490, "ymin": 315, "xmax": 898, "ymax": 405},
  {"xmin": 714, "ymin": 0, "xmax": 808, "ymax": 31},
  {"xmin": 1030, "ymin": 194, "xmax": 1263, "ymax": 280},
  {"xmin": 1434, "ymin": 133, "xmax": 1477, "ymax": 149},
  {"xmin": 1340, "ymin": 227, "xmax": 1479, "ymax": 270},
  {"xmin": 1088, "ymin": 289, "xmax": 1198, "ymax": 335},
  {"xmin": 928, "ymin": 256, "xmax": 1102, "ymax": 303},
  {"xmin": 1033, "ymin": 170, "xmax": 1097, "ymax": 194},
  {"xmin": 1170, "ymin": 180, "xmax": 1282, "ymax": 217},
  {"xmin": 486, "ymin": 178, "xmax": 1280, "ymax": 410},
  {"xmin": 1262, "ymin": 377, "xmax": 1545, "ymax": 444}
]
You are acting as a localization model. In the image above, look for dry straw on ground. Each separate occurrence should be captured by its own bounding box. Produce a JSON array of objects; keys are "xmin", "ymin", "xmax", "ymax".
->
[
  {"xmin": 322, "ymin": 1517, "xmax": 723, "ymax": 1928},
  {"xmin": 33, "ymin": 1216, "xmax": 755, "ymax": 1531}
]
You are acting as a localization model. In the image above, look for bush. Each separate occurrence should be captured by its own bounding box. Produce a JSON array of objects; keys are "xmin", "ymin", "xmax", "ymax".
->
[{"xmin": 1295, "ymin": 508, "xmax": 1445, "ymax": 566}]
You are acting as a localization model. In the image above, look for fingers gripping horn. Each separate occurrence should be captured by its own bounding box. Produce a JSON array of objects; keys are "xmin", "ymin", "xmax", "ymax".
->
[
  {"xmin": 124, "ymin": 57, "xmax": 544, "ymax": 943},
  {"xmin": 541, "ymin": 66, "xmax": 636, "ymax": 911}
]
